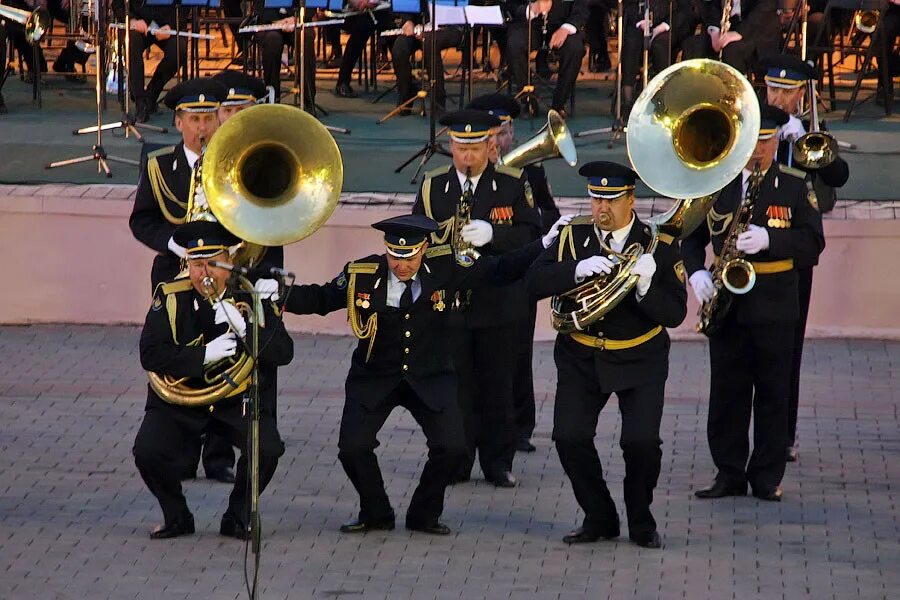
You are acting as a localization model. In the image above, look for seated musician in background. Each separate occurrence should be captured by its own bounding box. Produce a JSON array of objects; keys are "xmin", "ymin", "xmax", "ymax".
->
[
  {"xmin": 506, "ymin": 0, "xmax": 588, "ymax": 116},
  {"xmin": 527, "ymin": 161, "xmax": 686, "ymax": 549},
  {"xmin": 118, "ymin": 0, "xmax": 189, "ymax": 122},
  {"xmin": 213, "ymin": 69, "xmax": 267, "ymax": 121},
  {"xmin": 0, "ymin": 22, "xmax": 8, "ymax": 114},
  {"xmin": 334, "ymin": 0, "xmax": 391, "ymax": 98},
  {"xmin": 758, "ymin": 54, "xmax": 848, "ymax": 463},
  {"xmin": 876, "ymin": 2, "xmax": 900, "ymax": 103},
  {"xmin": 466, "ymin": 92, "xmax": 562, "ymax": 453},
  {"xmin": 262, "ymin": 214, "xmax": 565, "ymax": 535},
  {"xmin": 390, "ymin": 1, "xmax": 463, "ymax": 115},
  {"xmin": 684, "ymin": 106, "xmax": 825, "ymax": 502},
  {"xmin": 134, "ymin": 220, "xmax": 292, "ymax": 539},
  {"xmin": 246, "ymin": 0, "xmax": 316, "ymax": 105},
  {"xmin": 45, "ymin": 0, "xmax": 92, "ymax": 78},
  {"xmin": 585, "ymin": 0, "xmax": 613, "ymax": 72},
  {"xmin": 682, "ymin": 0, "xmax": 780, "ymax": 75},
  {"xmin": 619, "ymin": 0, "xmax": 698, "ymax": 116}
]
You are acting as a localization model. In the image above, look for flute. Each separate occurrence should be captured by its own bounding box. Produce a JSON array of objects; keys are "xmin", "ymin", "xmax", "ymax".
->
[
  {"xmin": 380, "ymin": 24, "xmax": 435, "ymax": 37},
  {"xmin": 238, "ymin": 18, "xmax": 344, "ymax": 34},
  {"xmin": 109, "ymin": 22, "xmax": 216, "ymax": 40}
]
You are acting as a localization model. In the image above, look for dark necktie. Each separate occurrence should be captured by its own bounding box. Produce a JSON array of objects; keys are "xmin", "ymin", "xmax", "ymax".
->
[
  {"xmin": 399, "ymin": 281, "xmax": 414, "ymax": 309},
  {"xmin": 464, "ymin": 177, "xmax": 473, "ymax": 195}
]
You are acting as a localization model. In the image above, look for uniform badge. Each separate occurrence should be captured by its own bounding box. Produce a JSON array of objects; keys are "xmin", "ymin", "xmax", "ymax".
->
[
  {"xmin": 490, "ymin": 206, "xmax": 514, "ymax": 225},
  {"xmin": 766, "ymin": 205, "xmax": 792, "ymax": 229},
  {"xmin": 673, "ymin": 260, "xmax": 686, "ymax": 284},
  {"xmin": 334, "ymin": 271, "xmax": 348, "ymax": 290},
  {"xmin": 431, "ymin": 290, "xmax": 446, "ymax": 312},
  {"xmin": 524, "ymin": 181, "xmax": 534, "ymax": 208},
  {"xmin": 151, "ymin": 296, "xmax": 163, "ymax": 311},
  {"xmin": 355, "ymin": 292, "xmax": 371, "ymax": 309}
]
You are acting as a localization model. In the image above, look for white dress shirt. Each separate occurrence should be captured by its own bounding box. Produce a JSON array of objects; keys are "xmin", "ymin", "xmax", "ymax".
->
[
  {"xmin": 596, "ymin": 213, "xmax": 636, "ymax": 255},
  {"xmin": 386, "ymin": 271, "xmax": 421, "ymax": 308},
  {"xmin": 455, "ymin": 169, "xmax": 483, "ymax": 193}
]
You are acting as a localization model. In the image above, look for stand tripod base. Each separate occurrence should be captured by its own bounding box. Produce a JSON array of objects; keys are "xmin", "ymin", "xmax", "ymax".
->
[
  {"xmin": 378, "ymin": 90, "xmax": 427, "ymax": 124},
  {"xmin": 46, "ymin": 145, "xmax": 139, "ymax": 177},
  {"xmin": 74, "ymin": 116, "xmax": 169, "ymax": 142},
  {"xmin": 574, "ymin": 120, "xmax": 627, "ymax": 148},
  {"xmin": 394, "ymin": 141, "xmax": 449, "ymax": 184}
]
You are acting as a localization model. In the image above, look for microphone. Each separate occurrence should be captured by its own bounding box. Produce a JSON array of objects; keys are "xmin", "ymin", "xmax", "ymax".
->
[{"xmin": 208, "ymin": 260, "xmax": 296, "ymax": 279}]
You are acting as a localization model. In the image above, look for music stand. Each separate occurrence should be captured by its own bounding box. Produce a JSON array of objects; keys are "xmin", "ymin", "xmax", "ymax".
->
[
  {"xmin": 375, "ymin": 0, "xmax": 427, "ymax": 122},
  {"xmin": 182, "ymin": 0, "xmax": 210, "ymax": 79}
]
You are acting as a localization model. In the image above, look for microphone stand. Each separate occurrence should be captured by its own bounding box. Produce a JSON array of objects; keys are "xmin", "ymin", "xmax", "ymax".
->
[
  {"xmin": 574, "ymin": 0, "xmax": 626, "ymax": 147},
  {"xmin": 46, "ymin": 2, "xmax": 140, "ymax": 176},
  {"xmin": 393, "ymin": 0, "xmax": 449, "ymax": 184}
]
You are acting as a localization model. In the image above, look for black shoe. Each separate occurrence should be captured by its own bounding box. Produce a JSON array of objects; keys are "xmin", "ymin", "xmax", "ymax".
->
[
  {"xmin": 562, "ymin": 525, "xmax": 619, "ymax": 544},
  {"xmin": 629, "ymin": 530, "xmax": 662, "ymax": 549},
  {"xmin": 220, "ymin": 511, "xmax": 249, "ymax": 540},
  {"xmin": 694, "ymin": 480, "xmax": 748, "ymax": 499},
  {"xmin": 133, "ymin": 98, "xmax": 151, "ymax": 124},
  {"xmin": 786, "ymin": 446, "xmax": 798, "ymax": 463},
  {"xmin": 406, "ymin": 521, "xmax": 451, "ymax": 535},
  {"xmin": 339, "ymin": 517, "xmax": 395, "ymax": 533},
  {"xmin": 488, "ymin": 470, "xmax": 517, "ymax": 488},
  {"xmin": 334, "ymin": 82, "xmax": 358, "ymax": 98},
  {"xmin": 752, "ymin": 486, "xmax": 783, "ymax": 502},
  {"xmin": 589, "ymin": 53, "xmax": 612, "ymax": 73},
  {"xmin": 516, "ymin": 439, "xmax": 536, "ymax": 453},
  {"xmin": 206, "ymin": 467, "xmax": 235, "ymax": 484},
  {"xmin": 150, "ymin": 513, "xmax": 195, "ymax": 539}
]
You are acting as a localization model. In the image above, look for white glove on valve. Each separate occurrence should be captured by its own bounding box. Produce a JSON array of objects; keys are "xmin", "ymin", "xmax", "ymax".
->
[
  {"xmin": 542, "ymin": 214, "xmax": 575, "ymax": 248},
  {"xmin": 254, "ymin": 278, "xmax": 280, "ymax": 301},
  {"xmin": 575, "ymin": 255, "xmax": 615, "ymax": 282},
  {"xmin": 460, "ymin": 219, "xmax": 493, "ymax": 247},
  {"xmin": 632, "ymin": 253, "xmax": 657, "ymax": 297},
  {"xmin": 213, "ymin": 300, "xmax": 247, "ymax": 338},
  {"xmin": 689, "ymin": 270, "xmax": 716, "ymax": 304},
  {"xmin": 735, "ymin": 224, "xmax": 770, "ymax": 255},
  {"xmin": 203, "ymin": 332, "xmax": 237, "ymax": 365}
]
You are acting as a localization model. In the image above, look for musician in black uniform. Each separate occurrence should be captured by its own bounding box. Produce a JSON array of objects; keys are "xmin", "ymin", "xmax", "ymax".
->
[
  {"xmin": 466, "ymin": 93, "xmax": 562, "ymax": 452},
  {"xmin": 684, "ymin": 106, "xmax": 825, "ymax": 502},
  {"xmin": 760, "ymin": 55, "xmax": 849, "ymax": 463},
  {"xmin": 390, "ymin": 1, "xmax": 463, "ymax": 115},
  {"xmin": 412, "ymin": 110, "xmax": 543, "ymax": 487},
  {"xmin": 213, "ymin": 69, "xmax": 267, "ymax": 122},
  {"xmin": 682, "ymin": 0, "xmax": 780, "ymax": 75},
  {"xmin": 120, "ymin": 0, "xmax": 189, "ymax": 122},
  {"xmin": 247, "ymin": 0, "xmax": 316, "ymax": 104},
  {"xmin": 506, "ymin": 0, "xmax": 588, "ymax": 114},
  {"xmin": 619, "ymin": 0, "xmax": 699, "ymax": 116},
  {"xmin": 267, "ymin": 214, "xmax": 565, "ymax": 534},
  {"xmin": 134, "ymin": 220, "xmax": 292, "ymax": 539},
  {"xmin": 527, "ymin": 161, "xmax": 687, "ymax": 549},
  {"xmin": 0, "ymin": 22, "xmax": 8, "ymax": 114},
  {"xmin": 333, "ymin": 0, "xmax": 391, "ymax": 98}
]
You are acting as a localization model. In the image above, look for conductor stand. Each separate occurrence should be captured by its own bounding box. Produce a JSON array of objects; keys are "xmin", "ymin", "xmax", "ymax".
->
[
  {"xmin": 393, "ymin": 0, "xmax": 451, "ymax": 183},
  {"xmin": 46, "ymin": 4, "xmax": 139, "ymax": 176},
  {"xmin": 75, "ymin": 0, "xmax": 170, "ymax": 141},
  {"xmin": 574, "ymin": 0, "xmax": 626, "ymax": 147}
]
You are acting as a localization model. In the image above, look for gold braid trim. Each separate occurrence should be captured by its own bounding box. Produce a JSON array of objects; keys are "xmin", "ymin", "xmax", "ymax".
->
[
  {"xmin": 420, "ymin": 175, "xmax": 455, "ymax": 245},
  {"xmin": 425, "ymin": 244, "xmax": 452, "ymax": 258},
  {"xmin": 557, "ymin": 224, "xmax": 579, "ymax": 262},
  {"xmin": 346, "ymin": 271, "xmax": 377, "ymax": 362},
  {"xmin": 707, "ymin": 206, "xmax": 733, "ymax": 236},
  {"xmin": 147, "ymin": 149, "xmax": 188, "ymax": 225},
  {"xmin": 166, "ymin": 293, "xmax": 179, "ymax": 342}
]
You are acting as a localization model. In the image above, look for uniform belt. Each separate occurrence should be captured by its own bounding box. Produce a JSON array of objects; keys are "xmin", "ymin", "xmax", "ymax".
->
[
  {"xmin": 569, "ymin": 325, "xmax": 663, "ymax": 351},
  {"xmin": 750, "ymin": 259, "xmax": 793, "ymax": 274}
]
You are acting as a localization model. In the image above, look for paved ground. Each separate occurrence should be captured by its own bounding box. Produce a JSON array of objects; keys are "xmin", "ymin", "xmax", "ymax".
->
[{"xmin": 0, "ymin": 325, "xmax": 897, "ymax": 599}]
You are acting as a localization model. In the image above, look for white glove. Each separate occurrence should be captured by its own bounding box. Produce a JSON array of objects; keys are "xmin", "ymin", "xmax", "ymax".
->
[
  {"xmin": 689, "ymin": 270, "xmax": 716, "ymax": 304},
  {"xmin": 167, "ymin": 236, "xmax": 187, "ymax": 259},
  {"xmin": 541, "ymin": 214, "xmax": 575, "ymax": 248},
  {"xmin": 460, "ymin": 219, "xmax": 494, "ymax": 247},
  {"xmin": 652, "ymin": 22, "xmax": 670, "ymax": 40},
  {"xmin": 736, "ymin": 224, "xmax": 770, "ymax": 255},
  {"xmin": 213, "ymin": 300, "xmax": 247, "ymax": 338},
  {"xmin": 632, "ymin": 253, "xmax": 657, "ymax": 297},
  {"xmin": 779, "ymin": 115, "xmax": 806, "ymax": 142},
  {"xmin": 254, "ymin": 278, "xmax": 280, "ymax": 301},
  {"xmin": 575, "ymin": 255, "xmax": 615, "ymax": 282},
  {"xmin": 203, "ymin": 332, "xmax": 237, "ymax": 365}
]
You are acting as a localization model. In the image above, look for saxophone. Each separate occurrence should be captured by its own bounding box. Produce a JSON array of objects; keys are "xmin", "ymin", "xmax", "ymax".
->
[
  {"xmin": 697, "ymin": 164, "xmax": 762, "ymax": 336},
  {"xmin": 718, "ymin": 0, "xmax": 733, "ymax": 59},
  {"xmin": 452, "ymin": 168, "xmax": 480, "ymax": 267}
]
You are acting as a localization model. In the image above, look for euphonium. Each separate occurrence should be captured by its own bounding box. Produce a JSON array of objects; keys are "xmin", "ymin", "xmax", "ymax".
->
[
  {"xmin": 697, "ymin": 165, "xmax": 763, "ymax": 336},
  {"xmin": 453, "ymin": 168, "xmax": 480, "ymax": 267},
  {"xmin": 147, "ymin": 104, "xmax": 343, "ymax": 406},
  {"xmin": 551, "ymin": 59, "xmax": 760, "ymax": 333}
]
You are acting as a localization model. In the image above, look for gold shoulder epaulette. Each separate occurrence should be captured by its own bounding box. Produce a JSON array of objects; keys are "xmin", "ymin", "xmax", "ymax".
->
[
  {"xmin": 778, "ymin": 164, "xmax": 807, "ymax": 179},
  {"xmin": 495, "ymin": 164, "xmax": 524, "ymax": 178},
  {"xmin": 424, "ymin": 165, "xmax": 447, "ymax": 180},
  {"xmin": 657, "ymin": 232, "xmax": 675, "ymax": 245},
  {"xmin": 425, "ymin": 244, "xmax": 452, "ymax": 258},
  {"xmin": 569, "ymin": 215, "xmax": 593, "ymax": 226},
  {"xmin": 348, "ymin": 262, "xmax": 379, "ymax": 275},
  {"xmin": 159, "ymin": 279, "xmax": 193, "ymax": 296},
  {"xmin": 148, "ymin": 145, "xmax": 177, "ymax": 160}
]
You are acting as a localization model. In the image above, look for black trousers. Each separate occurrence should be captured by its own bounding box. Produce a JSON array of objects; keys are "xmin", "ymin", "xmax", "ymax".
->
[
  {"xmin": 553, "ymin": 360, "xmax": 665, "ymax": 538},
  {"xmin": 256, "ymin": 29, "xmax": 316, "ymax": 103},
  {"xmin": 337, "ymin": 380, "xmax": 466, "ymax": 527},
  {"xmin": 337, "ymin": 13, "xmax": 382, "ymax": 86},
  {"xmin": 707, "ymin": 315, "xmax": 794, "ymax": 493},
  {"xmin": 133, "ymin": 399, "xmax": 284, "ymax": 526},
  {"xmin": 452, "ymin": 324, "xmax": 519, "ymax": 480},
  {"xmin": 512, "ymin": 302, "xmax": 538, "ymax": 442},
  {"xmin": 391, "ymin": 28, "xmax": 463, "ymax": 108},
  {"xmin": 585, "ymin": 0, "xmax": 611, "ymax": 63},
  {"xmin": 788, "ymin": 266, "xmax": 814, "ymax": 447},
  {"xmin": 128, "ymin": 31, "xmax": 187, "ymax": 105},
  {"xmin": 506, "ymin": 21, "xmax": 585, "ymax": 111}
]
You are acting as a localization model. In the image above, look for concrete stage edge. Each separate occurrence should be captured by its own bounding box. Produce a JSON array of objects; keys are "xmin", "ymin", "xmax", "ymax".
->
[{"xmin": 3, "ymin": 184, "xmax": 899, "ymax": 340}]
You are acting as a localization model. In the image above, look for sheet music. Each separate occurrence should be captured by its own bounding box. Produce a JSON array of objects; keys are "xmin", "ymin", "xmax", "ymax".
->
[
  {"xmin": 431, "ymin": 5, "xmax": 467, "ymax": 27},
  {"xmin": 463, "ymin": 5, "xmax": 503, "ymax": 26}
]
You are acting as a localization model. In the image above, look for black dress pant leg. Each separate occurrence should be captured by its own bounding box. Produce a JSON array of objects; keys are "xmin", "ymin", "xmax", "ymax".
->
[
  {"xmin": 391, "ymin": 35, "xmax": 418, "ymax": 103},
  {"xmin": 337, "ymin": 14, "xmax": 375, "ymax": 86},
  {"xmin": 452, "ymin": 327, "xmax": 477, "ymax": 478},
  {"xmin": 512, "ymin": 302, "xmax": 538, "ymax": 443},
  {"xmin": 551, "ymin": 29, "xmax": 585, "ymax": 111},
  {"xmin": 258, "ymin": 31, "xmax": 284, "ymax": 99},
  {"xmin": 788, "ymin": 266, "xmax": 814, "ymax": 446},
  {"xmin": 146, "ymin": 36, "xmax": 188, "ymax": 104},
  {"xmin": 473, "ymin": 324, "xmax": 518, "ymax": 477}
]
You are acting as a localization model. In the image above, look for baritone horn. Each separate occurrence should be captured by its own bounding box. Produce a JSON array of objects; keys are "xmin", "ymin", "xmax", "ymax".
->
[
  {"xmin": 0, "ymin": 2, "xmax": 51, "ymax": 43},
  {"xmin": 500, "ymin": 109, "xmax": 578, "ymax": 169},
  {"xmin": 551, "ymin": 59, "xmax": 760, "ymax": 333},
  {"xmin": 148, "ymin": 104, "xmax": 343, "ymax": 406},
  {"xmin": 854, "ymin": 10, "xmax": 879, "ymax": 35}
]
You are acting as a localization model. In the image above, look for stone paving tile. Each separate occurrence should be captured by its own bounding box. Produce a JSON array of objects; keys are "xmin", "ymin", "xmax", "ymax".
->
[{"xmin": 0, "ymin": 325, "xmax": 897, "ymax": 599}]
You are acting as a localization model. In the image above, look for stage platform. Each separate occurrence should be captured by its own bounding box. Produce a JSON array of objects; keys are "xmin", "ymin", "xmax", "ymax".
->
[{"xmin": 1, "ymin": 64, "xmax": 899, "ymax": 199}]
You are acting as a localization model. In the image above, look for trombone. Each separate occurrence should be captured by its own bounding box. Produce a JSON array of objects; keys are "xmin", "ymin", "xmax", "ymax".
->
[{"xmin": 0, "ymin": 2, "xmax": 51, "ymax": 43}]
